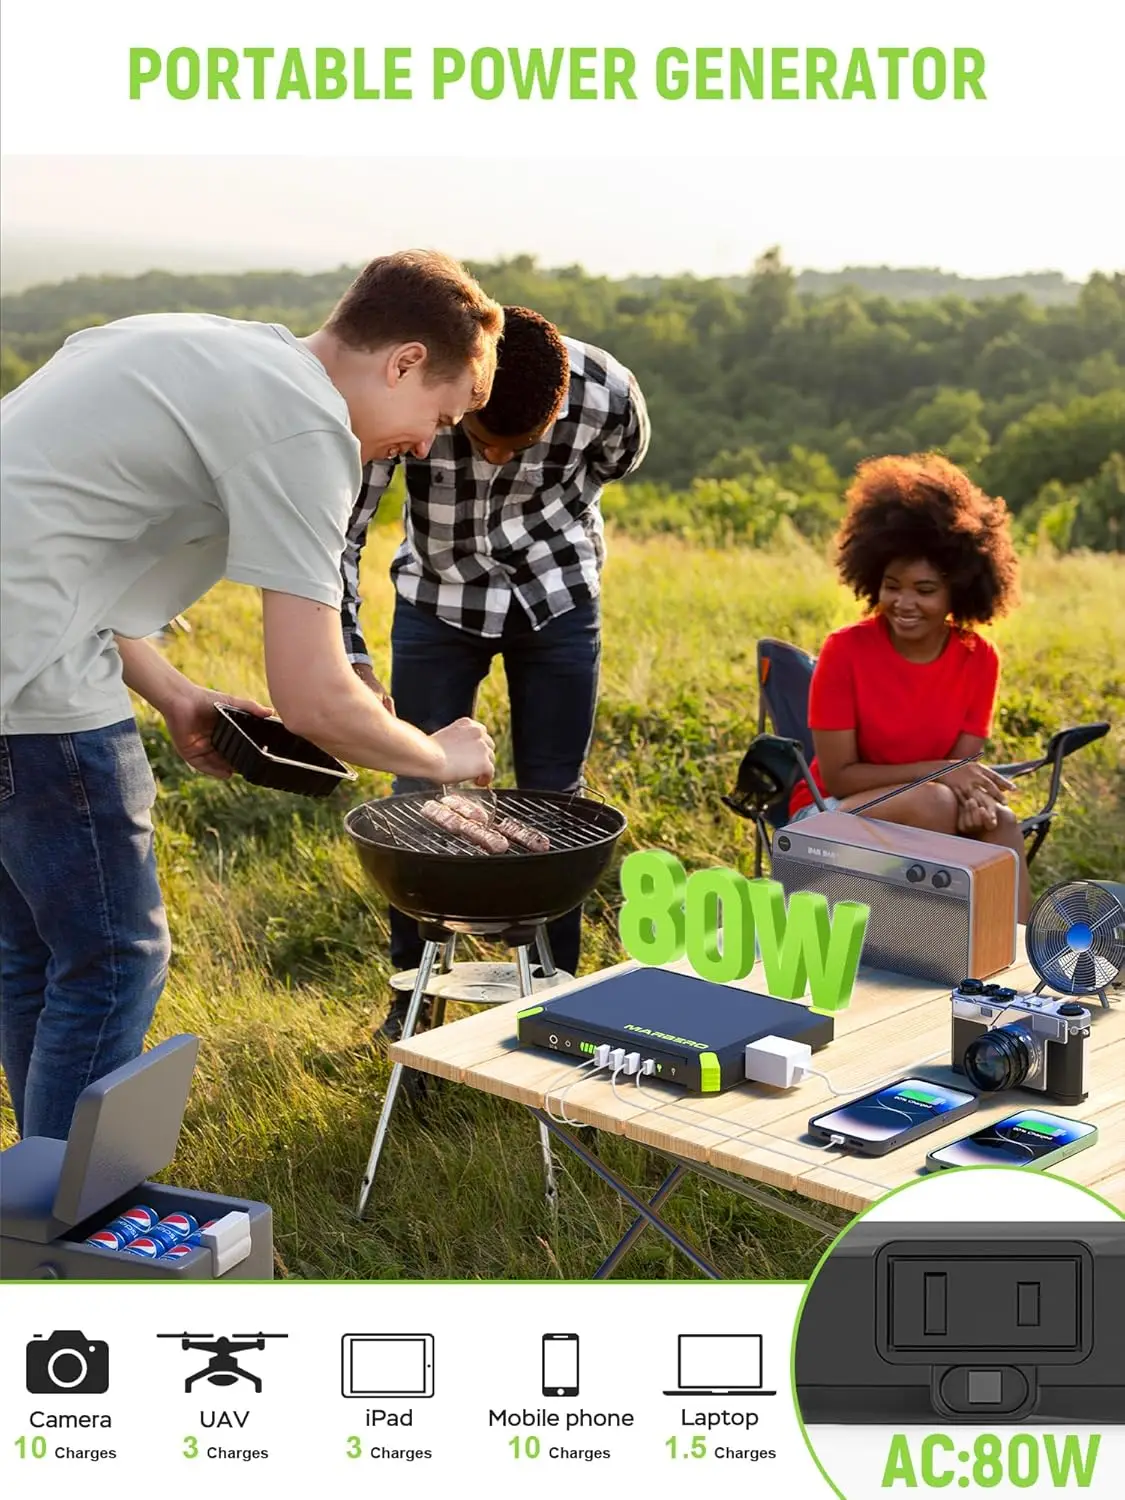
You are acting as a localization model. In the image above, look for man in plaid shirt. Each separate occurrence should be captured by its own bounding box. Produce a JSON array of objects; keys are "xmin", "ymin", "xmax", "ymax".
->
[{"xmin": 340, "ymin": 307, "xmax": 650, "ymax": 1038}]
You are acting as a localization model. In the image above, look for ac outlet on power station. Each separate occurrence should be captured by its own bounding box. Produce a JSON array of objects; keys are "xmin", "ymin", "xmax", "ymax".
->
[
  {"xmin": 877, "ymin": 1240, "xmax": 1094, "ymax": 1359},
  {"xmin": 795, "ymin": 1222, "xmax": 1125, "ymax": 1425}
]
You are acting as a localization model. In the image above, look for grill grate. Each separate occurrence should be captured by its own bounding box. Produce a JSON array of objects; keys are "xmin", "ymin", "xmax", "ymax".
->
[{"xmin": 351, "ymin": 790, "xmax": 621, "ymax": 859}]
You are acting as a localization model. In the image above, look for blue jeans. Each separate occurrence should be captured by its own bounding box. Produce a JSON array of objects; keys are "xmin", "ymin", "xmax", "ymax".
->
[
  {"xmin": 388, "ymin": 595, "xmax": 602, "ymax": 976},
  {"xmin": 0, "ymin": 720, "xmax": 170, "ymax": 1140}
]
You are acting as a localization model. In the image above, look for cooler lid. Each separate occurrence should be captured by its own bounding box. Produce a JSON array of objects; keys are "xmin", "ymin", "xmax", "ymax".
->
[{"xmin": 51, "ymin": 1034, "xmax": 200, "ymax": 1229}]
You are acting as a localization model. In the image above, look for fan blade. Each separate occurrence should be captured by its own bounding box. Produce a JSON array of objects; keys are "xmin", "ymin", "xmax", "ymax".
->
[
  {"xmin": 1055, "ymin": 947, "xmax": 1080, "ymax": 982},
  {"xmin": 1043, "ymin": 889, "xmax": 1073, "ymax": 930},
  {"xmin": 1073, "ymin": 952, "xmax": 1096, "ymax": 992},
  {"xmin": 1033, "ymin": 930, "xmax": 1072, "ymax": 969},
  {"xmin": 1089, "ymin": 953, "xmax": 1117, "ymax": 987}
]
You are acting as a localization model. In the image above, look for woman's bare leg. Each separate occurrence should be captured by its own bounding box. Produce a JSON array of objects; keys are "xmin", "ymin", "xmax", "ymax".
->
[
  {"xmin": 834, "ymin": 782, "xmax": 960, "ymax": 835},
  {"xmin": 978, "ymin": 805, "xmax": 1032, "ymax": 922}
]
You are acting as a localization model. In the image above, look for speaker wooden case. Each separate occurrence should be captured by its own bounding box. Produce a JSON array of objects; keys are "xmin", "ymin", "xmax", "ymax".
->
[{"xmin": 771, "ymin": 811, "xmax": 1018, "ymax": 984}]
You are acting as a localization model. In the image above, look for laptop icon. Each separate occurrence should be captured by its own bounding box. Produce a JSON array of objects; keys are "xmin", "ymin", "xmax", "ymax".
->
[{"xmin": 663, "ymin": 1334, "xmax": 776, "ymax": 1396}]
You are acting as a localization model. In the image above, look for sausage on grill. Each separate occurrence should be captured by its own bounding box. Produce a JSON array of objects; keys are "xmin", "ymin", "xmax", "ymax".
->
[
  {"xmin": 491, "ymin": 815, "xmax": 551, "ymax": 853},
  {"xmin": 420, "ymin": 799, "xmax": 510, "ymax": 853},
  {"xmin": 440, "ymin": 793, "xmax": 490, "ymax": 824}
]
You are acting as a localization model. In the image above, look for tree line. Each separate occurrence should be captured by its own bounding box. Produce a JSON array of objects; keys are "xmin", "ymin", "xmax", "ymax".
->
[{"xmin": 2, "ymin": 251, "xmax": 1121, "ymax": 551}]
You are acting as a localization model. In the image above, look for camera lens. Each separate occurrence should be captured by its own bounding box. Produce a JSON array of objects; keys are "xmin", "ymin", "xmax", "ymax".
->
[
  {"xmin": 963, "ymin": 1024, "xmax": 1039, "ymax": 1092},
  {"xmin": 46, "ymin": 1346, "xmax": 89, "ymax": 1389}
]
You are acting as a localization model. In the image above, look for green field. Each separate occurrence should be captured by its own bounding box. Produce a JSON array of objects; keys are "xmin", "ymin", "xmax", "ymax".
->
[{"xmin": 2, "ymin": 534, "xmax": 1122, "ymax": 1279}]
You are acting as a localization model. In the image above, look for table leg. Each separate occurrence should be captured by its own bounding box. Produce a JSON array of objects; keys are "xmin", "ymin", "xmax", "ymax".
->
[
  {"xmin": 531, "ymin": 1110, "xmax": 722, "ymax": 1279},
  {"xmin": 517, "ymin": 945, "xmax": 558, "ymax": 1210},
  {"xmin": 356, "ymin": 939, "xmax": 441, "ymax": 1219},
  {"xmin": 595, "ymin": 1165, "xmax": 689, "ymax": 1279}
]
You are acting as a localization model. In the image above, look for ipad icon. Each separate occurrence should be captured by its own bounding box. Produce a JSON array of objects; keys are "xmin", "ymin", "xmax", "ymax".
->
[{"xmin": 341, "ymin": 1334, "xmax": 434, "ymax": 1398}]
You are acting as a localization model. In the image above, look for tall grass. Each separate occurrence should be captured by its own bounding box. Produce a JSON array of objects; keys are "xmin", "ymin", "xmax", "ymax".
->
[{"xmin": 2, "ymin": 537, "xmax": 1122, "ymax": 1279}]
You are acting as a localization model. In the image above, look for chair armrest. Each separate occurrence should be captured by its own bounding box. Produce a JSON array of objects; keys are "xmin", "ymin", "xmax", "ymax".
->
[{"xmin": 992, "ymin": 757, "xmax": 1044, "ymax": 779}]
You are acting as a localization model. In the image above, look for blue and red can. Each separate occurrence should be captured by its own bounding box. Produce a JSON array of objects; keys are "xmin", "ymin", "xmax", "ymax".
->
[
  {"xmin": 99, "ymin": 1205, "xmax": 160, "ymax": 1244},
  {"xmin": 156, "ymin": 1213, "xmax": 199, "ymax": 1238},
  {"xmin": 121, "ymin": 1236, "xmax": 161, "ymax": 1259},
  {"xmin": 143, "ymin": 1214, "xmax": 199, "ymax": 1252},
  {"xmin": 85, "ymin": 1229, "xmax": 126, "ymax": 1251},
  {"xmin": 160, "ymin": 1241, "xmax": 200, "ymax": 1261}
]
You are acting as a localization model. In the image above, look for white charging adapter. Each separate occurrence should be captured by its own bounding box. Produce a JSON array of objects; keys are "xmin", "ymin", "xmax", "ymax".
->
[{"xmin": 744, "ymin": 1035, "xmax": 813, "ymax": 1089}]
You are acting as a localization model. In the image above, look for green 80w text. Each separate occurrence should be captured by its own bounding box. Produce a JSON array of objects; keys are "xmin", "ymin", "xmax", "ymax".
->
[{"xmin": 618, "ymin": 850, "xmax": 868, "ymax": 1012}]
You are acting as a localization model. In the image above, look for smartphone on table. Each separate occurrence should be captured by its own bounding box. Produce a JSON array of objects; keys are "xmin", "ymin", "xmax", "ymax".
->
[
  {"xmin": 926, "ymin": 1108, "xmax": 1099, "ymax": 1171},
  {"xmin": 542, "ymin": 1333, "xmax": 579, "ymax": 1397},
  {"xmin": 808, "ymin": 1077, "xmax": 978, "ymax": 1156}
]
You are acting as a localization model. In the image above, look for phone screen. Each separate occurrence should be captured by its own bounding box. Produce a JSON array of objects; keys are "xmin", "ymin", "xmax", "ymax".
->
[
  {"xmin": 811, "ymin": 1078, "xmax": 977, "ymax": 1144},
  {"xmin": 928, "ymin": 1109, "xmax": 1098, "ymax": 1168},
  {"xmin": 542, "ymin": 1335, "xmax": 579, "ymax": 1394}
]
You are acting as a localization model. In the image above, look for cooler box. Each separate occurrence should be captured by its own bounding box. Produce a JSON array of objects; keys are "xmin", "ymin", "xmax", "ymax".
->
[{"xmin": 0, "ymin": 1034, "xmax": 273, "ymax": 1279}]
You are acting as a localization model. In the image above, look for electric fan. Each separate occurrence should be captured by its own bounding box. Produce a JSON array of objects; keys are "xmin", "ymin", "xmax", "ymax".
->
[{"xmin": 1026, "ymin": 879, "xmax": 1125, "ymax": 1009}]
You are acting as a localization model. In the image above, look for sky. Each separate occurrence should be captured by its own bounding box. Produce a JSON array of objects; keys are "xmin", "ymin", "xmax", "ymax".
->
[{"xmin": 2, "ymin": 155, "xmax": 1122, "ymax": 281}]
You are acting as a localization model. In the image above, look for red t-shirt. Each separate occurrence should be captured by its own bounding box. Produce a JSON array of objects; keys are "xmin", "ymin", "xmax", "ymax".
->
[{"xmin": 788, "ymin": 614, "xmax": 1000, "ymax": 814}]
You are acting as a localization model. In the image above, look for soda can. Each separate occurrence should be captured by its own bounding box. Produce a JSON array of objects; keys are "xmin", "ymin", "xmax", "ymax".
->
[
  {"xmin": 85, "ymin": 1229, "xmax": 126, "ymax": 1251},
  {"xmin": 145, "ymin": 1223, "xmax": 190, "ymax": 1253},
  {"xmin": 160, "ymin": 1242, "xmax": 199, "ymax": 1261},
  {"xmin": 156, "ymin": 1230, "xmax": 202, "ymax": 1254},
  {"xmin": 156, "ymin": 1213, "xmax": 199, "ymax": 1239},
  {"xmin": 121, "ymin": 1236, "xmax": 161, "ymax": 1259},
  {"xmin": 102, "ymin": 1206, "xmax": 160, "ymax": 1243}
]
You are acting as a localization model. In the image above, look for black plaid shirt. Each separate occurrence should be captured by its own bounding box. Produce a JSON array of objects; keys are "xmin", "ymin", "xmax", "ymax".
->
[{"xmin": 340, "ymin": 338, "xmax": 649, "ymax": 658}]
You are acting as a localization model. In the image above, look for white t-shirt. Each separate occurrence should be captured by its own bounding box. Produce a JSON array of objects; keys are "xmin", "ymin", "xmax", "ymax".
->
[{"xmin": 1, "ymin": 313, "xmax": 361, "ymax": 734}]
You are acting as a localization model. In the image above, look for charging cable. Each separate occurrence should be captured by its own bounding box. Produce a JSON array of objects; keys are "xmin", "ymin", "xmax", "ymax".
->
[
  {"xmin": 630, "ymin": 1070, "xmax": 880, "ymax": 1186},
  {"xmin": 802, "ymin": 1048, "xmax": 949, "ymax": 1098},
  {"xmin": 543, "ymin": 1056, "xmax": 606, "ymax": 1127}
]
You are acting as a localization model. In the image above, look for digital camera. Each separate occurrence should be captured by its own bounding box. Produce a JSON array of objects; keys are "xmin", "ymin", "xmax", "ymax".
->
[
  {"xmin": 950, "ymin": 979, "xmax": 1090, "ymax": 1106},
  {"xmin": 25, "ymin": 1330, "xmax": 110, "ymax": 1395}
]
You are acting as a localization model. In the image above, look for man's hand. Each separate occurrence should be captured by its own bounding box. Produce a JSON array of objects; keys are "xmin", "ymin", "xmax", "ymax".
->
[
  {"xmin": 430, "ymin": 717, "xmax": 496, "ymax": 786},
  {"xmin": 352, "ymin": 661, "xmax": 395, "ymax": 714},
  {"xmin": 163, "ymin": 685, "xmax": 273, "ymax": 780}
]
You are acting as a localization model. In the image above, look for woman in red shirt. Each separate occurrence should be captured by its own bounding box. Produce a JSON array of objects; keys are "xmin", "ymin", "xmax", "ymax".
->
[{"xmin": 789, "ymin": 453, "xmax": 1029, "ymax": 918}]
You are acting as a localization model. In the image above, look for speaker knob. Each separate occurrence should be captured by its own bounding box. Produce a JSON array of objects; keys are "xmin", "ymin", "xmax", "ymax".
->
[
  {"xmin": 932, "ymin": 869, "xmax": 952, "ymax": 889},
  {"xmin": 906, "ymin": 864, "xmax": 925, "ymax": 883},
  {"xmin": 777, "ymin": 835, "xmax": 791, "ymax": 852}
]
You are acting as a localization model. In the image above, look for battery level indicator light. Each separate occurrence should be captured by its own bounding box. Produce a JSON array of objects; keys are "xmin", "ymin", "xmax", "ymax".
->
[
  {"xmin": 1020, "ymin": 1120, "xmax": 1064, "ymax": 1137},
  {"xmin": 898, "ymin": 1088, "xmax": 940, "ymax": 1106}
]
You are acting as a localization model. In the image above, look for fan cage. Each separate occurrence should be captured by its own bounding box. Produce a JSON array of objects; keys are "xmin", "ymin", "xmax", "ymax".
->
[{"xmin": 1026, "ymin": 879, "xmax": 1125, "ymax": 994}]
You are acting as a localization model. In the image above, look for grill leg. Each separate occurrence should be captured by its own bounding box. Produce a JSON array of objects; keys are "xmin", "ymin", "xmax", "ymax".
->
[
  {"xmin": 535, "ymin": 926, "xmax": 557, "ymax": 978},
  {"xmin": 357, "ymin": 939, "xmax": 441, "ymax": 1219},
  {"xmin": 516, "ymin": 943, "xmax": 558, "ymax": 1210},
  {"xmin": 430, "ymin": 936, "xmax": 457, "ymax": 1029}
]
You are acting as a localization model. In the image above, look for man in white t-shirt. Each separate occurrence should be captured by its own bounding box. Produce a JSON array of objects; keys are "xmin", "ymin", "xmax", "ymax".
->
[{"xmin": 0, "ymin": 249, "xmax": 502, "ymax": 1140}]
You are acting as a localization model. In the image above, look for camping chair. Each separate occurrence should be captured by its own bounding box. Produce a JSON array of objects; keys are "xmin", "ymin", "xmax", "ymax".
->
[{"xmin": 723, "ymin": 636, "xmax": 1110, "ymax": 876}]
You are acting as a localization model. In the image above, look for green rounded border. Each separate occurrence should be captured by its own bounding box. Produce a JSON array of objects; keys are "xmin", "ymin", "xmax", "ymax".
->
[{"xmin": 787, "ymin": 1167, "xmax": 1125, "ymax": 1500}]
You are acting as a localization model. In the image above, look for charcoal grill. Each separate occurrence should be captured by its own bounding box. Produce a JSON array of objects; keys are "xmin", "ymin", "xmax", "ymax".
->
[{"xmin": 344, "ymin": 788, "xmax": 627, "ymax": 1215}]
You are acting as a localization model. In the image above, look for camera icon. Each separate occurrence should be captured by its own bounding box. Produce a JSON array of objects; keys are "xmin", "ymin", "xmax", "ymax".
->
[{"xmin": 26, "ymin": 1331, "xmax": 110, "ymax": 1394}]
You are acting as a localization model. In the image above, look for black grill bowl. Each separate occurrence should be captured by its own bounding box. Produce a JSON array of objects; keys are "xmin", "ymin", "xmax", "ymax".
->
[{"xmin": 344, "ymin": 789, "xmax": 627, "ymax": 931}]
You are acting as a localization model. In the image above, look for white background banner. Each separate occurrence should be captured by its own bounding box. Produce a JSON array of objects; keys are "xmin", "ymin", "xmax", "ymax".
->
[{"xmin": 1, "ymin": 0, "xmax": 1123, "ymax": 158}]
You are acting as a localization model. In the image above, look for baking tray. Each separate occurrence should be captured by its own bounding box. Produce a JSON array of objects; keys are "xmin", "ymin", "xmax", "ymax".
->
[{"xmin": 212, "ymin": 705, "xmax": 357, "ymax": 798}]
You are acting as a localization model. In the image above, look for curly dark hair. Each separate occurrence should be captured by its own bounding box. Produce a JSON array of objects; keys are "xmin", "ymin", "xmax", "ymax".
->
[
  {"xmin": 474, "ymin": 306, "xmax": 570, "ymax": 438},
  {"xmin": 835, "ymin": 453, "xmax": 1020, "ymax": 626}
]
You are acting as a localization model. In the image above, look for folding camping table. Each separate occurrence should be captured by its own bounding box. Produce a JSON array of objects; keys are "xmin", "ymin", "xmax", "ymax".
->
[{"xmin": 388, "ymin": 932, "xmax": 1125, "ymax": 1278}]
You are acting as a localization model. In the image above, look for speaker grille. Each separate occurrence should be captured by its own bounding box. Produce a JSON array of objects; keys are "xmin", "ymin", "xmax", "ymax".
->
[{"xmin": 775, "ymin": 856, "xmax": 970, "ymax": 985}]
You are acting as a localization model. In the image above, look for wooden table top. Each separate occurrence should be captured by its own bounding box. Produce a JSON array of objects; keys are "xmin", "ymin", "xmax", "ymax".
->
[{"xmin": 391, "ymin": 934, "xmax": 1124, "ymax": 1216}]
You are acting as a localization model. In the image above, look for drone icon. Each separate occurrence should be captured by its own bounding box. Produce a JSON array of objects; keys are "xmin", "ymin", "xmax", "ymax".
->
[{"xmin": 156, "ymin": 1332, "xmax": 288, "ymax": 1393}]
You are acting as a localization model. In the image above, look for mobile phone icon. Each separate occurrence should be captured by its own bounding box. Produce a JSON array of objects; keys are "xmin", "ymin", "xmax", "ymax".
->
[{"xmin": 541, "ymin": 1333, "xmax": 579, "ymax": 1397}]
